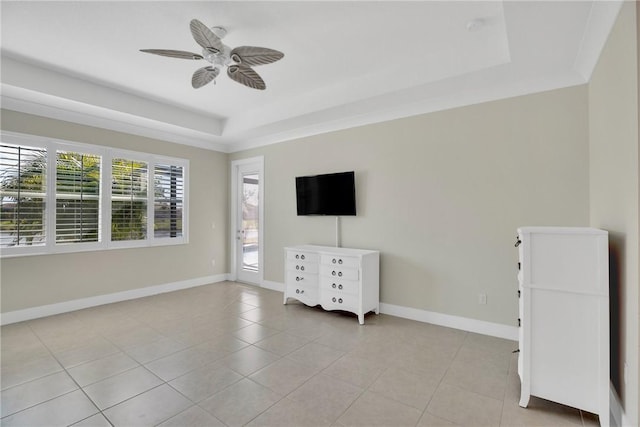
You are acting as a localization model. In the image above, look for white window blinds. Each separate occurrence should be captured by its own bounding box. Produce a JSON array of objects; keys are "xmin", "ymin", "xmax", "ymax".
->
[
  {"xmin": 154, "ymin": 164, "xmax": 184, "ymax": 239},
  {"xmin": 56, "ymin": 151, "xmax": 101, "ymax": 243},
  {"xmin": 0, "ymin": 144, "xmax": 47, "ymax": 248},
  {"xmin": 111, "ymin": 158, "xmax": 148, "ymax": 241},
  {"xmin": 1, "ymin": 132, "xmax": 188, "ymax": 257}
]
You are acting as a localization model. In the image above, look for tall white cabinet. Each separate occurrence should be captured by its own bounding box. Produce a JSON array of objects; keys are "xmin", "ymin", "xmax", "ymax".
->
[
  {"xmin": 283, "ymin": 245, "xmax": 379, "ymax": 324},
  {"xmin": 516, "ymin": 227, "xmax": 609, "ymax": 426}
]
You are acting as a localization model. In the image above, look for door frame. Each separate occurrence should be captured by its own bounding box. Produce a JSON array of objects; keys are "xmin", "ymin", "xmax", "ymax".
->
[{"xmin": 230, "ymin": 156, "xmax": 264, "ymax": 285}]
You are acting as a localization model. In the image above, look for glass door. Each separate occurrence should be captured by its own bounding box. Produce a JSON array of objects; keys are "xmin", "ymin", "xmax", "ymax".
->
[{"xmin": 232, "ymin": 158, "xmax": 263, "ymax": 285}]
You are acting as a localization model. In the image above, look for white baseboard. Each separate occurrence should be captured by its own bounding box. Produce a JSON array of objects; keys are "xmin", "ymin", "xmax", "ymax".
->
[
  {"xmin": 2, "ymin": 276, "xmax": 518, "ymax": 341},
  {"xmin": 609, "ymin": 383, "xmax": 635, "ymax": 427},
  {"xmin": 1, "ymin": 274, "xmax": 229, "ymax": 325},
  {"xmin": 261, "ymin": 280, "xmax": 284, "ymax": 292},
  {"xmin": 379, "ymin": 302, "xmax": 518, "ymax": 341},
  {"xmin": 256, "ymin": 280, "xmax": 517, "ymax": 340}
]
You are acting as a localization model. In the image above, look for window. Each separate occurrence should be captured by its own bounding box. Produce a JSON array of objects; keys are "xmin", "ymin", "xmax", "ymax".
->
[
  {"xmin": 154, "ymin": 164, "xmax": 184, "ymax": 239},
  {"xmin": 0, "ymin": 132, "xmax": 188, "ymax": 257},
  {"xmin": 112, "ymin": 158, "xmax": 148, "ymax": 241},
  {"xmin": 0, "ymin": 144, "xmax": 47, "ymax": 248},
  {"xmin": 56, "ymin": 151, "xmax": 101, "ymax": 244}
]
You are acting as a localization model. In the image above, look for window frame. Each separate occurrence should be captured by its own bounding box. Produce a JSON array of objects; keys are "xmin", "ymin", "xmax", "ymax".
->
[{"xmin": 1, "ymin": 131, "xmax": 189, "ymax": 258}]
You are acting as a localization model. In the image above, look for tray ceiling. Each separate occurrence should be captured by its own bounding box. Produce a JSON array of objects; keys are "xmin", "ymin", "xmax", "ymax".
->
[{"xmin": 0, "ymin": 1, "xmax": 623, "ymax": 152}]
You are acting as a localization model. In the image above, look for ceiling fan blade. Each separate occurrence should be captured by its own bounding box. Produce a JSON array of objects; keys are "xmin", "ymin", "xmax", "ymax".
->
[
  {"xmin": 230, "ymin": 46, "xmax": 284, "ymax": 66},
  {"xmin": 192, "ymin": 66, "xmax": 220, "ymax": 89},
  {"xmin": 140, "ymin": 49, "xmax": 203, "ymax": 60},
  {"xmin": 190, "ymin": 19, "xmax": 223, "ymax": 54},
  {"xmin": 227, "ymin": 65, "xmax": 266, "ymax": 90}
]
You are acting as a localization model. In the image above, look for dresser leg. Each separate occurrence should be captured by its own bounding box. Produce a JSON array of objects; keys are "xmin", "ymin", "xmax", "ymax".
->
[
  {"xmin": 519, "ymin": 391, "xmax": 530, "ymax": 408},
  {"xmin": 283, "ymin": 295, "xmax": 288, "ymax": 305},
  {"xmin": 358, "ymin": 313, "xmax": 364, "ymax": 325}
]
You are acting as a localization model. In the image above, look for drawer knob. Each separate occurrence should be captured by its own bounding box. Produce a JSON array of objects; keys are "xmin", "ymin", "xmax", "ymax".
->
[
  {"xmin": 296, "ymin": 265, "xmax": 300, "ymax": 270},
  {"xmin": 332, "ymin": 271, "xmax": 336, "ymax": 276},
  {"xmin": 296, "ymin": 289, "xmax": 300, "ymax": 294},
  {"xmin": 338, "ymin": 259, "xmax": 343, "ymax": 265},
  {"xmin": 332, "ymin": 258, "xmax": 337, "ymax": 264},
  {"xmin": 301, "ymin": 255, "xmax": 305, "ymax": 260},
  {"xmin": 296, "ymin": 276, "xmax": 304, "ymax": 282},
  {"xmin": 338, "ymin": 272, "xmax": 342, "ymax": 277},
  {"xmin": 332, "ymin": 297, "xmax": 336, "ymax": 302},
  {"xmin": 338, "ymin": 284, "xmax": 343, "ymax": 290},
  {"xmin": 301, "ymin": 266, "xmax": 305, "ymax": 271},
  {"xmin": 295, "ymin": 254, "xmax": 299, "ymax": 259},
  {"xmin": 338, "ymin": 298, "xmax": 343, "ymax": 303},
  {"xmin": 332, "ymin": 283, "xmax": 336, "ymax": 289}
]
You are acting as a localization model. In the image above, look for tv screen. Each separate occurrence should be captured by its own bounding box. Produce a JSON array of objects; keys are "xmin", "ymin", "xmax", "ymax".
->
[{"xmin": 296, "ymin": 171, "xmax": 356, "ymax": 216}]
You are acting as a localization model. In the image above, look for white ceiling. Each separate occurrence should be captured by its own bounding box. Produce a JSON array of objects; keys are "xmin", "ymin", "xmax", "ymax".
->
[{"xmin": 0, "ymin": 1, "xmax": 623, "ymax": 153}]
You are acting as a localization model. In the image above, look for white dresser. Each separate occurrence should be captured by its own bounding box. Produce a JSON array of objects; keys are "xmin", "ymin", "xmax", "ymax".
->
[
  {"xmin": 516, "ymin": 227, "xmax": 609, "ymax": 426},
  {"xmin": 283, "ymin": 245, "xmax": 379, "ymax": 324}
]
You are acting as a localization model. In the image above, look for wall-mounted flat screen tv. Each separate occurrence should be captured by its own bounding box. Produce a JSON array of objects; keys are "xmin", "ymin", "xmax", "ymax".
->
[{"xmin": 296, "ymin": 171, "xmax": 356, "ymax": 216}]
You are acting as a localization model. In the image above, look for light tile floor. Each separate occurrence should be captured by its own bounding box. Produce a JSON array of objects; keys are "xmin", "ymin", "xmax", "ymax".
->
[{"xmin": 0, "ymin": 281, "xmax": 601, "ymax": 427}]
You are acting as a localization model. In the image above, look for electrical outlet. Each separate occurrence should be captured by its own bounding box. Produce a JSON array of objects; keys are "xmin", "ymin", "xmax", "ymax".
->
[{"xmin": 478, "ymin": 293, "xmax": 487, "ymax": 305}]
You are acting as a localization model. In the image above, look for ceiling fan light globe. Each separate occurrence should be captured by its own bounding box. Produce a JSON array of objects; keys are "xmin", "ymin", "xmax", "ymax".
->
[{"xmin": 202, "ymin": 45, "xmax": 232, "ymax": 66}]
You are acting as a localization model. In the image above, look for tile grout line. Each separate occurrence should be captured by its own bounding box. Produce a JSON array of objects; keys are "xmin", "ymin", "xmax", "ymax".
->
[
  {"xmin": 412, "ymin": 331, "xmax": 468, "ymax": 427},
  {"xmin": 20, "ymin": 321, "xmax": 112, "ymax": 426}
]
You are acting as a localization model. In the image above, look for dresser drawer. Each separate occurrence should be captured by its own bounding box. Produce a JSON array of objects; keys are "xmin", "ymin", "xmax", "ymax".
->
[
  {"xmin": 320, "ymin": 277, "xmax": 359, "ymax": 295},
  {"xmin": 319, "ymin": 265, "xmax": 359, "ymax": 281},
  {"xmin": 287, "ymin": 250, "xmax": 319, "ymax": 264},
  {"xmin": 320, "ymin": 292, "xmax": 358, "ymax": 311},
  {"xmin": 286, "ymin": 260, "xmax": 319, "ymax": 274},
  {"xmin": 320, "ymin": 254, "xmax": 359, "ymax": 268},
  {"xmin": 286, "ymin": 283, "xmax": 318, "ymax": 306},
  {"xmin": 286, "ymin": 271, "xmax": 318, "ymax": 287}
]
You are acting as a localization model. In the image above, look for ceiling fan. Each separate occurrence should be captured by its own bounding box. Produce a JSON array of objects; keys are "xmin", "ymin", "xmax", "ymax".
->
[{"xmin": 140, "ymin": 19, "xmax": 284, "ymax": 90}]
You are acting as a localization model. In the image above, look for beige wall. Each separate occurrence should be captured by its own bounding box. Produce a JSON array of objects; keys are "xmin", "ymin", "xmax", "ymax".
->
[
  {"xmin": 588, "ymin": 2, "xmax": 639, "ymax": 425},
  {"xmin": 0, "ymin": 110, "xmax": 229, "ymax": 312},
  {"xmin": 231, "ymin": 85, "xmax": 590, "ymax": 326}
]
